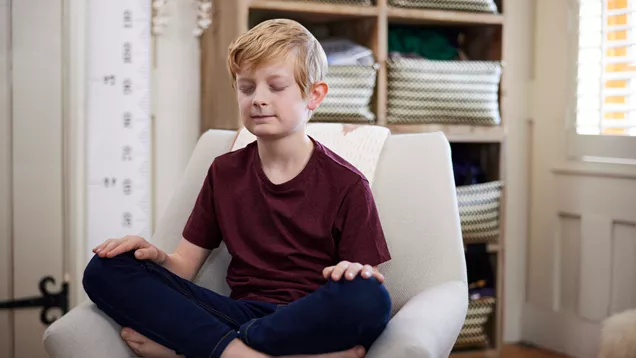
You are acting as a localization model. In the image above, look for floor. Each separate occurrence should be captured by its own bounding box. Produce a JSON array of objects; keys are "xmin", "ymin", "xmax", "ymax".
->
[{"xmin": 451, "ymin": 344, "xmax": 569, "ymax": 358}]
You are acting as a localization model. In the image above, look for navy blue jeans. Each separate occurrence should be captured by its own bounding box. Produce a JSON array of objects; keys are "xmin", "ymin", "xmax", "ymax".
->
[{"xmin": 82, "ymin": 252, "xmax": 391, "ymax": 358}]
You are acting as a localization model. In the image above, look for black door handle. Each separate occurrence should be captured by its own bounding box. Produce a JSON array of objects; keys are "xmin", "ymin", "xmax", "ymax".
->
[{"xmin": 0, "ymin": 276, "xmax": 69, "ymax": 325}]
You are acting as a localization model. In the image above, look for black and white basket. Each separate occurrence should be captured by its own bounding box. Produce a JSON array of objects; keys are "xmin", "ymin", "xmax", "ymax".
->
[
  {"xmin": 388, "ymin": 0, "xmax": 498, "ymax": 13},
  {"xmin": 387, "ymin": 58, "xmax": 502, "ymax": 125},
  {"xmin": 455, "ymin": 297, "xmax": 496, "ymax": 349},
  {"xmin": 312, "ymin": 65, "xmax": 378, "ymax": 123},
  {"xmin": 456, "ymin": 181, "xmax": 502, "ymax": 244}
]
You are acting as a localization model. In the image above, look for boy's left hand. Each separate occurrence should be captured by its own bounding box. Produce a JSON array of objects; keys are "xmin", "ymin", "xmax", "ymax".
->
[{"xmin": 323, "ymin": 261, "xmax": 385, "ymax": 283}]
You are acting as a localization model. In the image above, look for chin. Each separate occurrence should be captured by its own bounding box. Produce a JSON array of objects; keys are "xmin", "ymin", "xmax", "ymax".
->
[{"xmin": 243, "ymin": 122, "xmax": 284, "ymax": 138}]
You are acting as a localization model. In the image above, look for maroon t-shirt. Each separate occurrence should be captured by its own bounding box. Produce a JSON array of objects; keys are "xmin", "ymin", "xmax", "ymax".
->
[{"xmin": 182, "ymin": 138, "xmax": 391, "ymax": 304}]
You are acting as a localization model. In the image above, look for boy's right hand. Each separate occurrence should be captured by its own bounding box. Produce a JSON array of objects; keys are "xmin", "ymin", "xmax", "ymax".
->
[{"xmin": 93, "ymin": 235, "xmax": 167, "ymax": 265}]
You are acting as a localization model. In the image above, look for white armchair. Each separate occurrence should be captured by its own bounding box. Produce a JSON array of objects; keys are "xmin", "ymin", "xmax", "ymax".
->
[{"xmin": 43, "ymin": 126, "xmax": 468, "ymax": 358}]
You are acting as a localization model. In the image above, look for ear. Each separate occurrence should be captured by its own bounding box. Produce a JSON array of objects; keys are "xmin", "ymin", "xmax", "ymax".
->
[{"xmin": 307, "ymin": 81, "xmax": 328, "ymax": 111}]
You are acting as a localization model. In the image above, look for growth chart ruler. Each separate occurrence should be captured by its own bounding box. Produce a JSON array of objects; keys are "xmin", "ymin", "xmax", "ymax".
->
[{"xmin": 86, "ymin": 0, "xmax": 152, "ymax": 262}]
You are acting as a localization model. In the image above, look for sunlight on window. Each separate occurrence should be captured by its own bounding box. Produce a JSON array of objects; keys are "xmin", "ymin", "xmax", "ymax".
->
[{"xmin": 576, "ymin": 0, "xmax": 636, "ymax": 136}]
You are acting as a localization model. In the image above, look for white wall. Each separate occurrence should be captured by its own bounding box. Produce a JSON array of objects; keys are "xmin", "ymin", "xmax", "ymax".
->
[
  {"xmin": 152, "ymin": 0, "xmax": 202, "ymax": 227},
  {"xmin": 501, "ymin": 0, "xmax": 533, "ymax": 343}
]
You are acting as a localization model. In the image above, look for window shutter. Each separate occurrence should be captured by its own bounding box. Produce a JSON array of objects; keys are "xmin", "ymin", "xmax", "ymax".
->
[{"xmin": 577, "ymin": 0, "xmax": 636, "ymax": 136}]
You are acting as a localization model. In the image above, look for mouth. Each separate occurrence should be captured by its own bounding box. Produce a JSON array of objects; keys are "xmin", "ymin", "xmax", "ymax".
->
[{"xmin": 251, "ymin": 115, "xmax": 276, "ymax": 121}]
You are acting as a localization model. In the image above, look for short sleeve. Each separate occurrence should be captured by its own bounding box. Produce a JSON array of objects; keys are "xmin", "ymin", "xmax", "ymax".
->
[
  {"xmin": 182, "ymin": 164, "xmax": 223, "ymax": 250},
  {"xmin": 334, "ymin": 178, "xmax": 391, "ymax": 266}
]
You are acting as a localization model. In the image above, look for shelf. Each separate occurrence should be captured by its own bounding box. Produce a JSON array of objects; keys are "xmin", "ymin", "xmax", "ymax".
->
[
  {"xmin": 249, "ymin": 0, "xmax": 379, "ymax": 18},
  {"xmin": 487, "ymin": 243, "xmax": 500, "ymax": 253},
  {"xmin": 450, "ymin": 348, "xmax": 498, "ymax": 358},
  {"xmin": 463, "ymin": 243, "xmax": 500, "ymax": 252},
  {"xmin": 388, "ymin": 7, "xmax": 503, "ymax": 25},
  {"xmin": 386, "ymin": 124, "xmax": 505, "ymax": 143}
]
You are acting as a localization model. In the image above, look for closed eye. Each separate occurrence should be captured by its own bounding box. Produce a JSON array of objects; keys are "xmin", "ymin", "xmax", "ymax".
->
[{"xmin": 239, "ymin": 87, "xmax": 255, "ymax": 94}]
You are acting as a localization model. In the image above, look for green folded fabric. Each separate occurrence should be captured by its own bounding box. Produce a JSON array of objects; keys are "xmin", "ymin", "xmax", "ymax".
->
[{"xmin": 388, "ymin": 27, "xmax": 459, "ymax": 60}]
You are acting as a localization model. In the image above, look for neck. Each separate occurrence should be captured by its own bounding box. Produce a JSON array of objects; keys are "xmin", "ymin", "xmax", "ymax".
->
[{"xmin": 257, "ymin": 130, "xmax": 313, "ymax": 169}]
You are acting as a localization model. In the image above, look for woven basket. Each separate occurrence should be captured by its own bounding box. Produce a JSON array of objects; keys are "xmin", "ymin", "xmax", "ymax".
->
[
  {"xmin": 388, "ymin": 0, "xmax": 498, "ymax": 13},
  {"xmin": 312, "ymin": 65, "xmax": 378, "ymax": 123},
  {"xmin": 456, "ymin": 181, "xmax": 502, "ymax": 244},
  {"xmin": 297, "ymin": 0, "xmax": 373, "ymax": 5},
  {"xmin": 455, "ymin": 297, "xmax": 496, "ymax": 349},
  {"xmin": 387, "ymin": 58, "xmax": 502, "ymax": 125}
]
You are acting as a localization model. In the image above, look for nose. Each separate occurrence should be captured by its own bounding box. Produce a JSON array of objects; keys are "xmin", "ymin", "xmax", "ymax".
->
[
  {"xmin": 253, "ymin": 99, "xmax": 267, "ymax": 108},
  {"xmin": 252, "ymin": 85, "xmax": 269, "ymax": 108}
]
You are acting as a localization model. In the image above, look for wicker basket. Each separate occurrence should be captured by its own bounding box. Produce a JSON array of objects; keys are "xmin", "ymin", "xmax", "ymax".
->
[
  {"xmin": 297, "ymin": 0, "xmax": 373, "ymax": 5},
  {"xmin": 456, "ymin": 181, "xmax": 502, "ymax": 244},
  {"xmin": 455, "ymin": 297, "xmax": 496, "ymax": 349},
  {"xmin": 312, "ymin": 65, "xmax": 378, "ymax": 123},
  {"xmin": 388, "ymin": 0, "xmax": 498, "ymax": 13},
  {"xmin": 387, "ymin": 58, "xmax": 502, "ymax": 125}
]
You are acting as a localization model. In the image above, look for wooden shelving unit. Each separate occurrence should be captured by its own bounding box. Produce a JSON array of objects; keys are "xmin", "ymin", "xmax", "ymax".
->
[
  {"xmin": 201, "ymin": 0, "xmax": 507, "ymax": 355},
  {"xmin": 387, "ymin": 7, "xmax": 503, "ymax": 25},
  {"xmin": 388, "ymin": 124, "xmax": 505, "ymax": 143},
  {"xmin": 250, "ymin": 0, "xmax": 379, "ymax": 17}
]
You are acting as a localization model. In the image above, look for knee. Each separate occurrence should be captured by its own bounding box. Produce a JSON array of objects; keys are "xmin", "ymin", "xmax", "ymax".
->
[
  {"xmin": 330, "ymin": 276, "xmax": 392, "ymax": 325},
  {"xmin": 83, "ymin": 251, "xmax": 138, "ymax": 296}
]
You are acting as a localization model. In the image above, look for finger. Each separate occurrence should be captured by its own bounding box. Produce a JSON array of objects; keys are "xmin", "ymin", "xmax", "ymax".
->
[
  {"xmin": 99, "ymin": 240, "xmax": 120, "ymax": 257},
  {"xmin": 331, "ymin": 261, "xmax": 351, "ymax": 281},
  {"xmin": 373, "ymin": 271, "xmax": 385, "ymax": 283},
  {"xmin": 360, "ymin": 265, "xmax": 374, "ymax": 279},
  {"xmin": 94, "ymin": 239, "xmax": 114, "ymax": 253},
  {"xmin": 344, "ymin": 263, "xmax": 363, "ymax": 280},
  {"xmin": 322, "ymin": 266, "xmax": 335, "ymax": 280},
  {"xmin": 134, "ymin": 247, "xmax": 155, "ymax": 261},
  {"xmin": 107, "ymin": 238, "xmax": 139, "ymax": 258}
]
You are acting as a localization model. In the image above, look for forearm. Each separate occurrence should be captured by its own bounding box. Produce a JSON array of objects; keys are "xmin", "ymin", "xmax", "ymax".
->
[{"xmin": 161, "ymin": 253, "xmax": 198, "ymax": 281}]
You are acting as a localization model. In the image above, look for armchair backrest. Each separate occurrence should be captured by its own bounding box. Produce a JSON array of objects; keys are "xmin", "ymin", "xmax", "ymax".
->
[{"xmin": 150, "ymin": 126, "xmax": 467, "ymax": 314}]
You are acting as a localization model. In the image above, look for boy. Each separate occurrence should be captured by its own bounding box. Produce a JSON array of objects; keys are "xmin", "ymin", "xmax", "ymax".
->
[{"xmin": 83, "ymin": 19, "xmax": 391, "ymax": 358}]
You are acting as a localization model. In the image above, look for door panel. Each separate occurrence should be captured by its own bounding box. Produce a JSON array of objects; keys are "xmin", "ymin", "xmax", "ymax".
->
[
  {"xmin": 11, "ymin": 0, "xmax": 65, "ymax": 357},
  {"xmin": 0, "ymin": 0, "xmax": 13, "ymax": 356}
]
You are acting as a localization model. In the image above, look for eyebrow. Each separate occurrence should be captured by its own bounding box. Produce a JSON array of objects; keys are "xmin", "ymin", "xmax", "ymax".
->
[{"xmin": 237, "ymin": 74, "xmax": 290, "ymax": 82}]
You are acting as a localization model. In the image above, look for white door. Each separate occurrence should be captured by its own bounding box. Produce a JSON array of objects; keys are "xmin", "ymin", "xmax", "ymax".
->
[
  {"xmin": 523, "ymin": 1, "xmax": 636, "ymax": 357},
  {"xmin": 0, "ymin": 0, "xmax": 66, "ymax": 357},
  {"xmin": 1, "ymin": 0, "xmax": 14, "ymax": 356}
]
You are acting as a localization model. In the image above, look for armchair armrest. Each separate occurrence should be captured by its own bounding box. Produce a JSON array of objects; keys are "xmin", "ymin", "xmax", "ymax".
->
[
  {"xmin": 43, "ymin": 301, "xmax": 133, "ymax": 358},
  {"xmin": 367, "ymin": 280, "xmax": 468, "ymax": 358}
]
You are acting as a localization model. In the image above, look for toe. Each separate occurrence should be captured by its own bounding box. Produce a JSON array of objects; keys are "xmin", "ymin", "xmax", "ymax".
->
[
  {"xmin": 121, "ymin": 328, "xmax": 146, "ymax": 344},
  {"xmin": 127, "ymin": 340, "xmax": 143, "ymax": 356}
]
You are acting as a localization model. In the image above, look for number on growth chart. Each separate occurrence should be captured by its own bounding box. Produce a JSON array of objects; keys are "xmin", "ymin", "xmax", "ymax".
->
[
  {"xmin": 123, "ymin": 178, "xmax": 132, "ymax": 195},
  {"xmin": 122, "ymin": 146, "xmax": 133, "ymax": 161},
  {"xmin": 103, "ymin": 177, "xmax": 117, "ymax": 188},
  {"xmin": 123, "ymin": 79, "xmax": 132, "ymax": 95},
  {"xmin": 123, "ymin": 10, "xmax": 132, "ymax": 29},
  {"xmin": 122, "ymin": 212, "xmax": 132, "ymax": 228},
  {"xmin": 123, "ymin": 42, "xmax": 132, "ymax": 64},
  {"xmin": 103, "ymin": 75, "xmax": 115, "ymax": 85},
  {"xmin": 123, "ymin": 112, "xmax": 132, "ymax": 128}
]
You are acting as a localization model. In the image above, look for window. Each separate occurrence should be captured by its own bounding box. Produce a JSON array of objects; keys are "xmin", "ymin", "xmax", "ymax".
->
[
  {"xmin": 570, "ymin": 0, "xmax": 636, "ymax": 161},
  {"xmin": 577, "ymin": 0, "xmax": 636, "ymax": 136}
]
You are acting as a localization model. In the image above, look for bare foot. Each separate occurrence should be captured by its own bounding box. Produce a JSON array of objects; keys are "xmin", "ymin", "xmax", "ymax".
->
[
  {"xmin": 221, "ymin": 339, "xmax": 270, "ymax": 358},
  {"xmin": 120, "ymin": 328, "xmax": 184, "ymax": 358},
  {"xmin": 280, "ymin": 345, "xmax": 366, "ymax": 358}
]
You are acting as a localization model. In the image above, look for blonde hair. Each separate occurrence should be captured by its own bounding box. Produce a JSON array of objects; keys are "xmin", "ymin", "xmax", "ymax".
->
[{"xmin": 227, "ymin": 19, "xmax": 328, "ymax": 98}]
